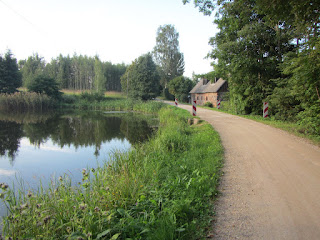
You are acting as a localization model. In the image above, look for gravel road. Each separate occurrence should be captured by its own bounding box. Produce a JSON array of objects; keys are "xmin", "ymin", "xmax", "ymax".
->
[{"xmin": 176, "ymin": 103, "xmax": 320, "ymax": 240}]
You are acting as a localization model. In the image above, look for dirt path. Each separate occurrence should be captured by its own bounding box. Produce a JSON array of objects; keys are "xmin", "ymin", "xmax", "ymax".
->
[{"xmin": 176, "ymin": 103, "xmax": 320, "ymax": 240}]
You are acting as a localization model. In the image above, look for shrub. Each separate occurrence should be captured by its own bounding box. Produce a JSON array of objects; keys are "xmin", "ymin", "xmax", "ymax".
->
[
  {"xmin": 28, "ymin": 75, "xmax": 62, "ymax": 100},
  {"xmin": 204, "ymin": 102, "xmax": 213, "ymax": 108},
  {"xmin": 80, "ymin": 91, "xmax": 105, "ymax": 102}
]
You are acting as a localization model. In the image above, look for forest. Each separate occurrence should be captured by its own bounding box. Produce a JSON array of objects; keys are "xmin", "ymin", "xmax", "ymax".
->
[{"xmin": 18, "ymin": 53, "xmax": 127, "ymax": 92}]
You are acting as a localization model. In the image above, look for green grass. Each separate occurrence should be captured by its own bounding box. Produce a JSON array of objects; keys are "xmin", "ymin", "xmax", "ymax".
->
[
  {"xmin": 200, "ymin": 104, "xmax": 320, "ymax": 145},
  {"xmin": 1, "ymin": 105, "xmax": 223, "ymax": 239}
]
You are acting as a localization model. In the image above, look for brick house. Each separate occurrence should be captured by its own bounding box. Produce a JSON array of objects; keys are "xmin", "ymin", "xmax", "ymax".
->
[{"xmin": 190, "ymin": 78, "xmax": 228, "ymax": 107}]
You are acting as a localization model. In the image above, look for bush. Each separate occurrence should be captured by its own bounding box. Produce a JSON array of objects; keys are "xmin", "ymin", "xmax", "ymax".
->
[
  {"xmin": 28, "ymin": 75, "xmax": 62, "ymax": 100},
  {"xmin": 80, "ymin": 91, "xmax": 105, "ymax": 102},
  {"xmin": 61, "ymin": 94, "xmax": 77, "ymax": 104},
  {"xmin": 204, "ymin": 102, "xmax": 213, "ymax": 108}
]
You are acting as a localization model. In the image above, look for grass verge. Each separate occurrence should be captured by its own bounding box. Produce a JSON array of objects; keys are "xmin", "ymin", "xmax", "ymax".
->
[
  {"xmin": 1, "ymin": 105, "xmax": 223, "ymax": 239},
  {"xmin": 201, "ymin": 105, "xmax": 320, "ymax": 145}
]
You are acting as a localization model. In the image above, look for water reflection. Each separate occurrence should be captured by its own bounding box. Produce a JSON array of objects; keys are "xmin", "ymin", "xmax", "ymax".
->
[{"xmin": 0, "ymin": 110, "xmax": 157, "ymax": 165}]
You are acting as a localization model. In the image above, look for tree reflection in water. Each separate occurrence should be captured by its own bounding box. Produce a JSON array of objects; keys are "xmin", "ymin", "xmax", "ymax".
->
[{"xmin": 0, "ymin": 110, "xmax": 158, "ymax": 166}]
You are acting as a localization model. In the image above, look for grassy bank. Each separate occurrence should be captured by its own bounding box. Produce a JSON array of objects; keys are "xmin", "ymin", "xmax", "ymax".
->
[
  {"xmin": 202, "ymin": 103, "xmax": 320, "ymax": 145},
  {"xmin": 1, "ymin": 105, "xmax": 223, "ymax": 239}
]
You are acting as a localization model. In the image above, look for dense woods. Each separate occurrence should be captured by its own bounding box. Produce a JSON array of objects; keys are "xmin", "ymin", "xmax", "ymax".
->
[
  {"xmin": 185, "ymin": 0, "xmax": 320, "ymax": 134},
  {"xmin": 18, "ymin": 53, "xmax": 127, "ymax": 92}
]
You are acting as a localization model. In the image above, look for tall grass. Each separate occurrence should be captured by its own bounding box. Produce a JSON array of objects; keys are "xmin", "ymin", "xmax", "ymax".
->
[
  {"xmin": 0, "ymin": 92, "xmax": 55, "ymax": 111},
  {"xmin": 1, "ymin": 106, "xmax": 223, "ymax": 239}
]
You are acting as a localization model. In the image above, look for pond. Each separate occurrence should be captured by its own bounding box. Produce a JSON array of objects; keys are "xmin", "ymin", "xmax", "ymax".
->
[{"xmin": 0, "ymin": 110, "xmax": 158, "ymax": 219}]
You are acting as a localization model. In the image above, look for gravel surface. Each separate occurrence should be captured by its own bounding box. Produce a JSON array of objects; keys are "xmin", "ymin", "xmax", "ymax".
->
[{"xmin": 176, "ymin": 103, "xmax": 320, "ymax": 240}]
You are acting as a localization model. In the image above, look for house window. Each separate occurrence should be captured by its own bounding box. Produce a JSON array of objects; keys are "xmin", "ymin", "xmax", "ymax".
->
[
  {"xmin": 197, "ymin": 96, "xmax": 199, "ymax": 100},
  {"xmin": 206, "ymin": 96, "xmax": 208, "ymax": 101}
]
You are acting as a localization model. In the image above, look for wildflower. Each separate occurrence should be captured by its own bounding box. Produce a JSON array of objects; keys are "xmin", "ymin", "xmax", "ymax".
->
[
  {"xmin": 36, "ymin": 204, "xmax": 42, "ymax": 209},
  {"xmin": 37, "ymin": 221, "xmax": 43, "ymax": 227},
  {"xmin": 87, "ymin": 232, "xmax": 92, "ymax": 237},
  {"xmin": 94, "ymin": 206, "xmax": 100, "ymax": 212},
  {"xmin": 43, "ymin": 216, "xmax": 51, "ymax": 224},
  {"xmin": 20, "ymin": 203, "xmax": 28, "ymax": 210},
  {"xmin": 0, "ymin": 183, "xmax": 8, "ymax": 190},
  {"xmin": 59, "ymin": 176, "xmax": 63, "ymax": 181},
  {"xmin": 21, "ymin": 210, "xmax": 28, "ymax": 215},
  {"xmin": 91, "ymin": 168, "xmax": 95, "ymax": 172},
  {"xmin": 105, "ymin": 187, "xmax": 110, "ymax": 191},
  {"xmin": 82, "ymin": 169, "xmax": 88, "ymax": 176},
  {"xmin": 27, "ymin": 191, "xmax": 32, "ymax": 198},
  {"xmin": 66, "ymin": 227, "xmax": 72, "ymax": 233},
  {"xmin": 79, "ymin": 203, "xmax": 87, "ymax": 210}
]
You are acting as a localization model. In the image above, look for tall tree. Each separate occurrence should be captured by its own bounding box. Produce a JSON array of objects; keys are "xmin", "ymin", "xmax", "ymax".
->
[
  {"xmin": 121, "ymin": 53, "xmax": 160, "ymax": 100},
  {"xmin": 168, "ymin": 76, "xmax": 194, "ymax": 103},
  {"xmin": 153, "ymin": 24, "xmax": 185, "ymax": 89},
  {"xmin": 185, "ymin": 0, "xmax": 293, "ymax": 114},
  {"xmin": 94, "ymin": 56, "xmax": 106, "ymax": 93},
  {"xmin": 19, "ymin": 53, "xmax": 45, "ymax": 88},
  {"xmin": 0, "ymin": 50, "xmax": 22, "ymax": 93},
  {"xmin": 184, "ymin": 0, "xmax": 319, "ymax": 134}
]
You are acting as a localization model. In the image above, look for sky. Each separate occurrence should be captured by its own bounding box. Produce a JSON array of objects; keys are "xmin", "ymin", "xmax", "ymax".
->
[{"xmin": 0, "ymin": 0, "xmax": 218, "ymax": 77}]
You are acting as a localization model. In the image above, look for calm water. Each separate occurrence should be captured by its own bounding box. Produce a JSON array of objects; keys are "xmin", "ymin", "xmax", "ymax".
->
[{"xmin": 0, "ymin": 110, "xmax": 157, "ymax": 218}]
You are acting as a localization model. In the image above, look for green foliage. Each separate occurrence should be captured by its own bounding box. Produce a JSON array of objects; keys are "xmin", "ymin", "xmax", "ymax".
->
[
  {"xmin": 19, "ymin": 53, "xmax": 127, "ymax": 92},
  {"xmin": 153, "ymin": 24, "xmax": 185, "ymax": 89},
  {"xmin": 19, "ymin": 53, "xmax": 45, "ymax": 88},
  {"xmin": 79, "ymin": 91, "xmax": 105, "ymax": 102},
  {"xmin": 122, "ymin": 53, "xmax": 160, "ymax": 100},
  {"xmin": 0, "ymin": 50, "xmax": 22, "ymax": 94},
  {"xmin": 162, "ymin": 87, "xmax": 175, "ymax": 101},
  {"xmin": 28, "ymin": 75, "xmax": 62, "ymax": 100},
  {"xmin": 204, "ymin": 102, "xmax": 213, "ymax": 108},
  {"xmin": 94, "ymin": 56, "xmax": 107, "ymax": 93},
  {"xmin": 168, "ymin": 76, "xmax": 194, "ymax": 102},
  {"xmin": 1, "ymin": 106, "xmax": 223, "ymax": 239},
  {"xmin": 185, "ymin": 0, "xmax": 319, "ymax": 136}
]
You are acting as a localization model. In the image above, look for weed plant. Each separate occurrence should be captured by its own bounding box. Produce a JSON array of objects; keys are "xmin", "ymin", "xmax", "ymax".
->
[
  {"xmin": 0, "ymin": 92, "xmax": 55, "ymax": 111},
  {"xmin": 1, "ymin": 106, "xmax": 223, "ymax": 239}
]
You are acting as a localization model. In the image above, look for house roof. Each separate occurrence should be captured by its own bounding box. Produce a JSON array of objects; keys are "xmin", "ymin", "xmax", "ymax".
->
[{"xmin": 190, "ymin": 78, "xmax": 226, "ymax": 94}]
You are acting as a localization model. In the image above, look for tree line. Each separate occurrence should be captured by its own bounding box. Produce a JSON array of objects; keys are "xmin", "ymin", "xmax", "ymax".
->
[
  {"xmin": 18, "ymin": 53, "xmax": 127, "ymax": 93},
  {"xmin": 184, "ymin": 0, "xmax": 320, "ymax": 134},
  {"xmin": 1, "ymin": 24, "xmax": 195, "ymax": 102},
  {"xmin": 120, "ymin": 24, "xmax": 194, "ymax": 101}
]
